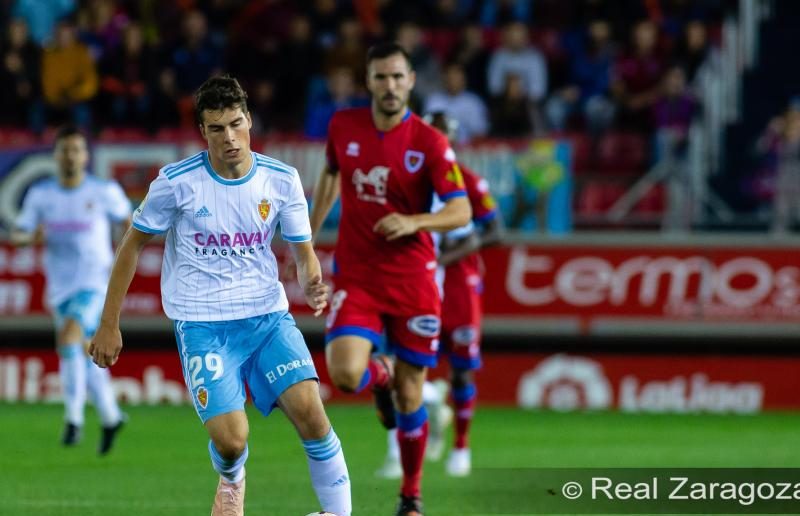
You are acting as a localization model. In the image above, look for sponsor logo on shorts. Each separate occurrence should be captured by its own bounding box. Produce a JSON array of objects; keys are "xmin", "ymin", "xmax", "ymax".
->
[
  {"xmin": 266, "ymin": 357, "xmax": 315, "ymax": 384},
  {"xmin": 452, "ymin": 325, "xmax": 478, "ymax": 346},
  {"xmin": 407, "ymin": 314, "xmax": 441, "ymax": 338},
  {"xmin": 196, "ymin": 386, "xmax": 208, "ymax": 409}
]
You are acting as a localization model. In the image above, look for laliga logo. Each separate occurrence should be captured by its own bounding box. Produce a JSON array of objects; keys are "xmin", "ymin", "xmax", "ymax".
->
[{"xmin": 517, "ymin": 354, "xmax": 613, "ymax": 411}]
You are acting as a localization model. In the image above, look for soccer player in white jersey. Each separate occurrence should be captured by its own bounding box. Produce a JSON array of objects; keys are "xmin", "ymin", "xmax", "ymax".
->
[
  {"xmin": 88, "ymin": 76, "xmax": 352, "ymax": 516},
  {"xmin": 11, "ymin": 125, "xmax": 129, "ymax": 454}
]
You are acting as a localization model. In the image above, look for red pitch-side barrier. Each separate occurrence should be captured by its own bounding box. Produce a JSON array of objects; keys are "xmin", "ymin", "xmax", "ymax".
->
[
  {"xmin": 1, "ymin": 350, "xmax": 798, "ymax": 413},
  {"xmin": 1, "ymin": 241, "xmax": 799, "ymax": 335}
]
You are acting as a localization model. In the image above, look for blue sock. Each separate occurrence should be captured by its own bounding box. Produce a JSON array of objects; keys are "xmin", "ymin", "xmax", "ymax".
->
[{"xmin": 208, "ymin": 441, "xmax": 248, "ymax": 483}]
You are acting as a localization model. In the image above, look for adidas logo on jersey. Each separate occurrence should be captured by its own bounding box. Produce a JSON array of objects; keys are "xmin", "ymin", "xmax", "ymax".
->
[{"xmin": 194, "ymin": 206, "xmax": 212, "ymax": 218}]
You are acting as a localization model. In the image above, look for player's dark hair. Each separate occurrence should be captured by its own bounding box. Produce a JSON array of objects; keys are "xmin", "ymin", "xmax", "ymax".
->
[
  {"xmin": 194, "ymin": 75, "xmax": 249, "ymax": 125},
  {"xmin": 366, "ymin": 42, "xmax": 413, "ymax": 69},
  {"xmin": 54, "ymin": 124, "xmax": 85, "ymax": 143}
]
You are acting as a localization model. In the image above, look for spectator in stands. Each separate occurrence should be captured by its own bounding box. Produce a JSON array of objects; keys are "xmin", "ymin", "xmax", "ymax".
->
[
  {"xmin": 396, "ymin": 21, "xmax": 442, "ymax": 100},
  {"xmin": 478, "ymin": 0, "xmax": 533, "ymax": 27},
  {"xmin": 12, "ymin": 0, "xmax": 76, "ymax": 45},
  {"xmin": 304, "ymin": 67, "xmax": 367, "ymax": 139},
  {"xmin": 0, "ymin": 18, "xmax": 41, "ymax": 129},
  {"xmin": 765, "ymin": 101, "xmax": 800, "ymax": 234},
  {"xmin": 309, "ymin": 0, "xmax": 344, "ymax": 47},
  {"xmin": 277, "ymin": 15, "xmax": 322, "ymax": 131},
  {"xmin": 41, "ymin": 19, "xmax": 98, "ymax": 131},
  {"xmin": 77, "ymin": 0, "xmax": 129, "ymax": 62},
  {"xmin": 165, "ymin": 10, "xmax": 222, "ymax": 126},
  {"xmin": 487, "ymin": 22, "xmax": 547, "ymax": 103},
  {"xmin": 545, "ymin": 18, "xmax": 616, "ymax": 133},
  {"xmin": 98, "ymin": 22, "xmax": 156, "ymax": 128},
  {"xmin": 450, "ymin": 24, "xmax": 491, "ymax": 98},
  {"xmin": 425, "ymin": 62, "xmax": 489, "ymax": 143},
  {"xmin": 490, "ymin": 73, "xmax": 536, "ymax": 138},
  {"xmin": 675, "ymin": 20, "xmax": 716, "ymax": 85},
  {"xmin": 652, "ymin": 65, "xmax": 697, "ymax": 160},
  {"xmin": 149, "ymin": 66, "xmax": 181, "ymax": 131},
  {"xmin": 611, "ymin": 19, "xmax": 664, "ymax": 131},
  {"xmin": 652, "ymin": 65, "xmax": 699, "ymax": 231},
  {"xmin": 323, "ymin": 17, "xmax": 367, "ymax": 82},
  {"xmin": 249, "ymin": 79, "xmax": 278, "ymax": 135}
]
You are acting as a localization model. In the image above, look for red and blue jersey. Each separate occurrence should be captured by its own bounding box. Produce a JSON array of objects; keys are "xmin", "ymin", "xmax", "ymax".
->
[{"xmin": 326, "ymin": 107, "xmax": 467, "ymax": 283}]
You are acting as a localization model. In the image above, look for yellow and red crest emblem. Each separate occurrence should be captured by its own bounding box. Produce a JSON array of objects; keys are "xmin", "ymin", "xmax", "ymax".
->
[
  {"xmin": 258, "ymin": 199, "xmax": 271, "ymax": 221},
  {"xmin": 196, "ymin": 386, "xmax": 208, "ymax": 409}
]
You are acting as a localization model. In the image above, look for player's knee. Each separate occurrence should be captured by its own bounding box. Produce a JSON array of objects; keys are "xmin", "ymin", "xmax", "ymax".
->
[
  {"xmin": 214, "ymin": 434, "xmax": 248, "ymax": 460},
  {"xmin": 394, "ymin": 382, "xmax": 423, "ymax": 413},
  {"xmin": 328, "ymin": 364, "xmax": 363, "ymax": 393},
  {"xmin": 293, "ymin": 402, "xmax": 330, "ymax": 440}
]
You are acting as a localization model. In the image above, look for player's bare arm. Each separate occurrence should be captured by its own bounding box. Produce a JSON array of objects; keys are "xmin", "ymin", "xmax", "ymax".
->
[
  {"xmin": 439, "ymin": 232, "xmax": 482, "ymax": 267},
  {"xmin": 439, "ymin": 213, "xmax": 505, "ymax": 266},
  {"xmin": 309, "ymin": 165, "xmax": 341, "ymax": 238},
  {"xmin": 8, "ymin": 226, "xmax": 44, "ymax": 247},
  {"xmin": 374, "ymin": 196, "xmax": 472, "ymax": 241},
  {"xmin": 89, "ymin": 227, "xmax": 154, "ymax": 367},
  {"xmin": 289, "ymin": 240, "xmax": 329, "ymax": 317}
]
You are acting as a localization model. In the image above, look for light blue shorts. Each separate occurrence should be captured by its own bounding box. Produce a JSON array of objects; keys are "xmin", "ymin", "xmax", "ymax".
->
[
  {"xmin": 53, "ymin": 290, "xmax": 105, "ymax": 338},
  {"xmin": 174, "ymin": 310, "xmax": 318, "ymax": 423}
]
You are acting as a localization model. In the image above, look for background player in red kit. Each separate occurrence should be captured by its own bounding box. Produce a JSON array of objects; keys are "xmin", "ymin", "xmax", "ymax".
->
[
  {"xmin": 310, "ymin": 43, "xmax": 472, "ymax": 516},
  {"xmin": 427, "ymin": 113, "xmax": 505, "ymax": 477}
]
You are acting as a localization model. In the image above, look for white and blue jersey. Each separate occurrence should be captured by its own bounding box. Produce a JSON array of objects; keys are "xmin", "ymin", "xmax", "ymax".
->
[
  {"xmin": 15, "ymin": 176, "xmax": 131, "ymax": 307},
  {"xmin": 132, "ymin": 151, "xmax": 312, "ymax": 322}
]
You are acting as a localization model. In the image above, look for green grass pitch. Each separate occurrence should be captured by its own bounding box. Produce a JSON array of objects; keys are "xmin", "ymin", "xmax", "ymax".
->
[{"xmin": 2, "ymin": 403, "xmax": 800, "ymax": 515}]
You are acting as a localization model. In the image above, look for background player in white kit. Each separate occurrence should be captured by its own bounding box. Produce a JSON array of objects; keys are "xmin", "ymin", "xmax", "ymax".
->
[
  {"xmin": 11, "ymin": 125, "xmax": 129, "ymax": 454},
  {"xmin": 89, "ymin": 76, "xmax": 351, "ymax": 516}
]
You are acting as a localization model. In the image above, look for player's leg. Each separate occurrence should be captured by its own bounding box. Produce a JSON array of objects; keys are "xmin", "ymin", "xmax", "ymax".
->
[
  {"xmin": 247, "ymin": 311, "xmax": 351, "ymax": 516},
  {"xmin": 393, "ymin": 359, "xmax": 429, "ymax": 516},
  {"xmin": 443, "ymin": 273, "xmax": 483, "ymax": 476},
  {"xmin": 422, "ymin": 378, "xmax": 451, "ymax": 462},
  {"xmin": 206, "ymin": 411, "xmax": 249, "ymax": 516},
  {"xmin": 447, "ymin": 367, "xmax": 476, "ymax": 477},
  {"xmin": 325, "ymin": 283, "xmax": 395, "ymax": 428},
  {"xmin": 55, "ymin": 310, "xmax": 87, "ymax": 445},
  {"xmin": 175, "ymin": 319, "xmax": 250, "ymax": 516},
  {"xmin": 386, "ymin": 278, "xmax": 442, "ymax": 515},
  {"xmin": 79, "ymin": 290, "xmax": 125, "ymax": 454},
  {"xmin": 279, "ymin": 380, "xmax": 352, "ymax": 516}
]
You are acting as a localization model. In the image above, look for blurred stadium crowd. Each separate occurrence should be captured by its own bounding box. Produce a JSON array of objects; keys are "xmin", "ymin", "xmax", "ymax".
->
[{"xmin": 0, "ymin": 0, "xmax": 727, "ymax": 141}]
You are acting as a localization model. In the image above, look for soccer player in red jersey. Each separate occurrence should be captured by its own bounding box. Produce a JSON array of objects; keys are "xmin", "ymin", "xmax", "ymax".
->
[
  {"xmin": 427, "ymin": 114, "xmax": 505, "ymax": 478},
  {"xmin": 310, "ymin": 43, "xmax": 472, "ymax": 516}
]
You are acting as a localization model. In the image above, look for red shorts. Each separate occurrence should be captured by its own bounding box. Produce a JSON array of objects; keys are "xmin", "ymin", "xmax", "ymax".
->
[
  {"xmin": 441, "ymin": 263, "xmax": 483, "ymax": 370},
  {"xmin": 325, "ymin": 273, "xmax": 442, "ymax": 367}
]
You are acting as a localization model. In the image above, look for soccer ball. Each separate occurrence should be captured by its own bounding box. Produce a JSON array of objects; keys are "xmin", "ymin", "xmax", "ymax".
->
[{"xmin": 304, "ymin": 513, "xmax": 337, "ymax": 516}]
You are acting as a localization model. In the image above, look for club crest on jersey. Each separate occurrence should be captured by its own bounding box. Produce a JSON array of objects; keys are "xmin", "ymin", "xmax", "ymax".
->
[
  {"xmin": 404, "ymin": 150, "xmax": 425, "ymax": 173},
  {"xmin": 196, "ymin": 386, "xmax": 208, "ymax": 409},
  {"xmin": 346, "ymin": 141, "xmax": 360, "ymax": 156},
  {"xmin": 258, "ymin": 199, "xmax": 271, "ymax": 221},
  {"xmin": 407, "ymin": 314, "xmax": 441, "ymax": 338}
]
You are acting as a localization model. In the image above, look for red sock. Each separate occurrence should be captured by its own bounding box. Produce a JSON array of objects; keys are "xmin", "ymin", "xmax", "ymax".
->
[
  {"xmin": 355, "ymin": 358, "xmax": 390, "ymax": 392},
  {"xmin": 398, "ymin": 420, "xmax": 428, "ymax": 498},
  {"xmin": 454, "ymin": 396, "xmax": 476, "ymax": 449}
]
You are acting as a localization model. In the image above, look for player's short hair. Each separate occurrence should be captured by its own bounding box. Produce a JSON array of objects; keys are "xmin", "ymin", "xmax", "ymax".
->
[
  {"xmin": 194, "ymin": 75, "xmax": 249, "ymax": 125},
  {"xmin": 54, "ymin": 124, "xmax": 85, "ymax": 144},
  {"xmin": 366, "ymin": 42, "xmax": 413, "ymax": 70}
]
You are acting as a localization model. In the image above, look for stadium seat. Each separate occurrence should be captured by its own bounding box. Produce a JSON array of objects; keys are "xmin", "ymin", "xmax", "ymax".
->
[{"xmin": 596, "ymin": 132, "xmax": 648, "ymax": 175}]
